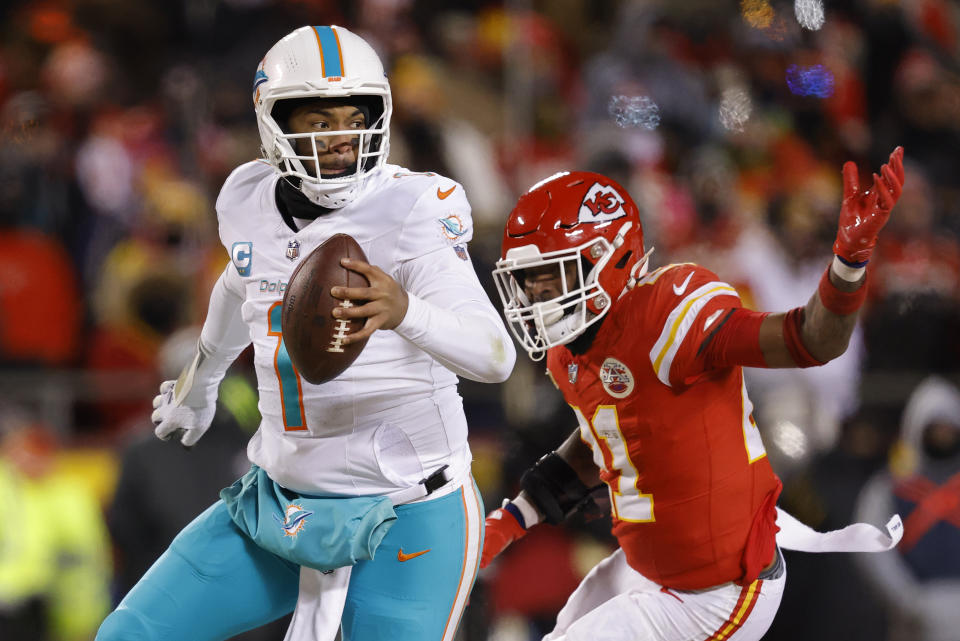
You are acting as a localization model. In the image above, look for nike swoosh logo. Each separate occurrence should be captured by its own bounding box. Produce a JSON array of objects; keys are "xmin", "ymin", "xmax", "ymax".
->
[
  {"xmin": 437, "ymin": 185, "xmax": 456, "ymax": 200},
  {"xmin": 397, "ymin": 548, "xmax": 431, "ymax": 562},
  {"xmin": 673, "ymin": 272, "xmax": 694, "ymax": 296},
  {"xmin": 703, "ymin": 309, "xmax": 724, "ymax": 331}
]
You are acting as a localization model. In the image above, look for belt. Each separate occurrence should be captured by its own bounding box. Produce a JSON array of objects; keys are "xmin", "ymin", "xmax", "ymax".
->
[
  {"xmin": 386, "ymin": 465, "xmax": 453, "ymax": 506},
  {"xmin": 758, "ymin": 546, "xmax": 785, "ymax": 581},
  {"xmin": 677, "ymin": 546, "xmax": 785, "ymax": 594}
]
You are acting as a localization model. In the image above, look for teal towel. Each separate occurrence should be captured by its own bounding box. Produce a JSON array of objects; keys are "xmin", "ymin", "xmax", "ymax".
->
[{"xmin": 221, "ymin": 466, "xmax": 398, "ymax": 571}]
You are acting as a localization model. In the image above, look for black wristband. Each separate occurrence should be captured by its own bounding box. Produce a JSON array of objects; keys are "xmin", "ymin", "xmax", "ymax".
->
[{"xmin": 520, "ymin": 452, "xmax": 594, "ymax": 525}]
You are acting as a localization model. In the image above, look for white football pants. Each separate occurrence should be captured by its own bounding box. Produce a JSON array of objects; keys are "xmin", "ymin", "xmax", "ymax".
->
[{"xmin": 543, "ymin": 548, "xmax": 785, "ymax": 641}]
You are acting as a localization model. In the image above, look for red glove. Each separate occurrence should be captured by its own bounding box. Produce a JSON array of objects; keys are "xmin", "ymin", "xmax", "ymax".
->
[
  {"xmin": 480, "ymin": 506, "xmax": 528, "ymax": 569},
  {"xmin": 833, "ymin": 146, "xmax": 905, "ymax": 265}
]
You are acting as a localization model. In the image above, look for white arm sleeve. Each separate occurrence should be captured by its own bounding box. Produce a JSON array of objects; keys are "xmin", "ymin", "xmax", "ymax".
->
[
  {"xmin": 393, "ymin": 247, "xmax": 515, "ymax": 383},
  {"xmin": 179, "ymin": 264, "xmax": 251, "ymax": 405}
]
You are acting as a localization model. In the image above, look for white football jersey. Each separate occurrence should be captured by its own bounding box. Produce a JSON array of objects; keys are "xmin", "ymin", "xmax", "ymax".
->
[{"xmin": 215, "ymin": 160, "xmax": 498, "ymax": 495}]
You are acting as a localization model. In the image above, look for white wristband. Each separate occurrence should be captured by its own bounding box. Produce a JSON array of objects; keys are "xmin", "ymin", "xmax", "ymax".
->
[
  {"xmin": 831, "ymin": 255, "xmax": 867, "ymax": 283},
  {"xmin": 508, "ymin": 495, "xmax": 542, "ymax": 528}
]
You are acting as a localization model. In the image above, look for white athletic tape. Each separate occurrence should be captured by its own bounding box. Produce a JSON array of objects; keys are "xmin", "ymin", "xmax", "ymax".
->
[{"xmin": 775, "ymin": 507, "xmax": 902, "ymax": 553}]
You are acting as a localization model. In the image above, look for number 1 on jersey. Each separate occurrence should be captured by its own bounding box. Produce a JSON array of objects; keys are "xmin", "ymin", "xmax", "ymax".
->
[
  {"xmin": 268, "ymin": 302, "xmax": 307, "ymax": 431},
  {"xmin": 574, "ymin": 405, "xmax": 654, "ymax": 523}
]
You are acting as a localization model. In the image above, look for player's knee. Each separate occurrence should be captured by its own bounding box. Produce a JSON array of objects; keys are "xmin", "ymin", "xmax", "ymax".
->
[{"xmin": 96, "ymin": 606, "xmax": 153, "ymax": 641}]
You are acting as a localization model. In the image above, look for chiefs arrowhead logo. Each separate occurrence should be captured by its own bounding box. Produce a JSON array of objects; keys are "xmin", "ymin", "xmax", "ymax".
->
[{"xmin": 578, "ymin": 183, "xmax": 627, "ymax": 224}]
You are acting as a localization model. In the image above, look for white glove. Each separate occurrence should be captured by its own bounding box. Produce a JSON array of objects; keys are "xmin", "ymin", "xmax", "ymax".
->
[
  {"xmin": 152, "ymin": 350, "xmax": 218, "ymax": 447},
  {"xmin": 152, "ymin": 268, "xmax": 250, "ymax": 447}
]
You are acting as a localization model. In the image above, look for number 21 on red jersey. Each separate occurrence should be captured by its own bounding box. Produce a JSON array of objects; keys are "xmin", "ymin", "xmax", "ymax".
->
[{"xmin": 573, "ymin": 385, "xmax": 766, "ymax": 524}]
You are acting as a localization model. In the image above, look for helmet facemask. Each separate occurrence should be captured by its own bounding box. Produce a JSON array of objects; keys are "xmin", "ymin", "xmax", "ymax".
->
[
  {"xmin": 262, "ymin": 95, "xmax": 390, "ymax": 209},
  {"xmin": 493, "ymin": 237, "xmax": 619, "ymax": 361}
]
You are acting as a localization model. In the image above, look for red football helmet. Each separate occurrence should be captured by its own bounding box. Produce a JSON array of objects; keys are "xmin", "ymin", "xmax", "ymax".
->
[{"xmin": 493, "ymin": 171, "xmax": 651, "ymax": 359}]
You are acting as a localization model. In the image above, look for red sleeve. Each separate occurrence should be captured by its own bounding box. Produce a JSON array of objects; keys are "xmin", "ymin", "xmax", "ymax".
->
[
  {"xmin": 700, "ymin": 308, "xmax": 770, "ymax": 371},
  {"xmin": 697, "ymin": 306, "xmax": 825, "ymax": 373}
]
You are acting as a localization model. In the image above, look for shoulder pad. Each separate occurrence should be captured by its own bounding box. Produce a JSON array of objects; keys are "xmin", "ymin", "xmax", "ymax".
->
[
  {"xmin": 216, "ymin": 160, "xmax": 274, "ymax": 217},
  {"xmin": 645, "ymin": 263, "xmax": 741, "ymax": 387},
  {"xmin": 389, "ymin": 171, "xmax": 474, "ymax": 260}
]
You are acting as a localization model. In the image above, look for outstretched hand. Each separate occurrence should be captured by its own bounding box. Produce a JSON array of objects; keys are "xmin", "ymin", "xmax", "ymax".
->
[
  {"xmin": 833, "ymin": 146, "xmax": 905, "ymax": 265},
  {"xmin": 330, "ymin": 258, "xmax": 409, "ymax": 344},
  {"xmin": 480, "ymin": 506, "xmax": 529, "ymax": 568}
]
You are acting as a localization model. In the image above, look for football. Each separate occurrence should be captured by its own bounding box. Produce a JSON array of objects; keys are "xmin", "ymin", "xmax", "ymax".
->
[{"xmin": 281, "ymin": 234, "xmax": 370, "ymax": 384}]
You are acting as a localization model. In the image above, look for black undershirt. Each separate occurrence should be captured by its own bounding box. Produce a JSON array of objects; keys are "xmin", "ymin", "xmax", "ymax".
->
[
  {"xmin": 274, "ymin": 178, "xmax": 334, "ymax": 231},
  {"xmin": 567, "ymin": 318, "xmax": 603, "ymax": 355}
]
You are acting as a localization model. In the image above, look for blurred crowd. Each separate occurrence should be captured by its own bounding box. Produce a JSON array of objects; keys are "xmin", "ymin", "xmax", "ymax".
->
[{"xmin": 0, "ymin": 0, "xmax": 958, "ymax": 639}]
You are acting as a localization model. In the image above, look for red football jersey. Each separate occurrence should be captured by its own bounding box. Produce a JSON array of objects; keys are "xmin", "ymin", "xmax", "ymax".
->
[{"xmin": 546, "ymin": 263, "xmax": 781, "ymax": 590}]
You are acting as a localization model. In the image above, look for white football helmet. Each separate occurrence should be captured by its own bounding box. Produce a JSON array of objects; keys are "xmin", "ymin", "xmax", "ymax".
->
[{"xmin": 254, "ymin": 25, "xmax": 392, "ymax": 209}]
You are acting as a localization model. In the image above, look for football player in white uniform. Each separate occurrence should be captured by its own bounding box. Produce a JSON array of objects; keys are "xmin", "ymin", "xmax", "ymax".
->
[{"xmin": 96, "ymin": 25, "xmax": 515, "ymax": 641}]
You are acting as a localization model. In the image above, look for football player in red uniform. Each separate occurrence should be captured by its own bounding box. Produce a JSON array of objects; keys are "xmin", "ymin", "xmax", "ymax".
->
[{"xmin": 483, "ymin": 147, "xmax": 905, "ymax": 641}]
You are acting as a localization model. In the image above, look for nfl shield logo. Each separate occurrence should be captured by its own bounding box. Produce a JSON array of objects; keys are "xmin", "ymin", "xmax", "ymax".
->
[
  {"xmin": 568, "ymin": 363, "xmax": 578, "ymax": 384},
  {"xmin": 286, "ymin": 240, "xmax": 300, "ymax": 261}
]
